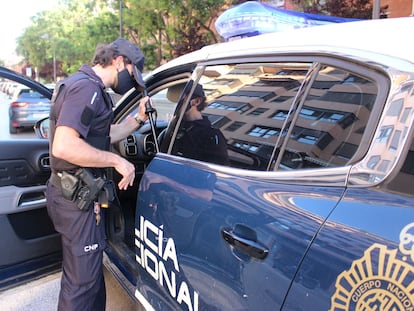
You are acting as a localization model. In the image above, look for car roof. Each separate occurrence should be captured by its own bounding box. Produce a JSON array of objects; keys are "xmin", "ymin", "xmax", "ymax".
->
[{"xmin": 151, "ymin": 17, "xmax": 414, "ymax": 76}]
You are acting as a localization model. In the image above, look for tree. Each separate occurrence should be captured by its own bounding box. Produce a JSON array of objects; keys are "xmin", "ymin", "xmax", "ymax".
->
[
  {"xmin": 290, "ymin": 0, "xmax": 374, "ymax": 19},
  {"xmin": 120, "ymin": 0, "xmax": 227, "ymax": 66},
  {"xmin": 16, "ymin": 0, "xmax": 119, "ymax": 81},
  {"xmin": 169, "ymin": 0, "xmax": 225, "ymax": 57},
  {"xmin": 18, "ymin": 0, "xmax": 356, "ymax": 79},
  {"xmin": 16, "ymin": 0, "xmax": 231, "ymax": 78}
]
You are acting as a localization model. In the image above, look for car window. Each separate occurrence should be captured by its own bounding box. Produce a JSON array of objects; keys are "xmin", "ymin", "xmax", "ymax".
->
[
  {"xmin": 1, "ymin": 78, "xmax": 51, "ymax": 139},
  {"xmin": 170, "ymin": 61, "xmax": 381, "ymax": 172},
  {"xmin": 376, "ymin": 83, "xmax": 414, "ymax": 196},
  {"xmin": 171, "ymin": 62, "xmax": 312, "ymax": 169},
  {"xmin": 150, "ymin": 88, "xmax": 176, "ymax": 122},
  {"xmin": 279, "ymin": 66, "xmax": 378, "ymax": 170},
  {"xmin": 117, "ymin": 87, "xmax": 177, "ymax": 124},
  {"xmin": 18, "ymin": 89, "xmax": 47, "ymax": 99}
]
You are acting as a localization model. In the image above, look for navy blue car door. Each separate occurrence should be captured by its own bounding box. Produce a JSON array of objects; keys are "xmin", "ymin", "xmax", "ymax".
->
[
  {"xmin": 0, "ymin": 67, "xmax": 61, "ymax": 289},
  {"xmin": 135, "ymin": 156, "xmax": 344, "ymax": 310}
]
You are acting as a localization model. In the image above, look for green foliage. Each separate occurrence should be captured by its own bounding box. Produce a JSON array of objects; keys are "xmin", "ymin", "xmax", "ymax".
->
[
  {"xmin": 16, "ymin": 0, "xmax": 119, "ymax": 81},
  {"xmin": 123, "ymin": 0, "xmax": 226, "ymax": 66},
  {"xmin": 15, "ymin": 0, "xmax": 374, "ymax": 81},
  {"xmin": 16, "ymin": 0, "xmax": 229, "ymax": 80}
]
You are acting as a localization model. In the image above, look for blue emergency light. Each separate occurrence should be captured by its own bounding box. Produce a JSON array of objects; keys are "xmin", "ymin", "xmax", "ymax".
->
[{"xmin": 215, "ymin": 1, "xmax": 359, "ymax": 41}]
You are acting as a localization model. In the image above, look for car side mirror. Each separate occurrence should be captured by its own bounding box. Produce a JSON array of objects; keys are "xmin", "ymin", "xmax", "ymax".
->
[{"xmin": 34, "ymin": 117, "xmax": 50, "ymax": 139}]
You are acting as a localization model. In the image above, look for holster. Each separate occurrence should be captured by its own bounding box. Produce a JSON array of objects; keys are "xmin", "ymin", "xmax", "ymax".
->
[
  {"xmin": 60, "ymin": 171, "xmax": 81, "ymax": 201},
  {"xmin": 74, "ymin": 168, "xmax": 106, "ymax": 211},
  {"xmin": 50, "ymin": 168, "xmax": 109, "ymax": 211}
]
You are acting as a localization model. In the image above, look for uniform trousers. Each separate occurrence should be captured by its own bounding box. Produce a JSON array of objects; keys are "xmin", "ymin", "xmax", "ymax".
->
[{"xmin": 46, "ymin": 181, "xmax": 107, "ymax": 311}]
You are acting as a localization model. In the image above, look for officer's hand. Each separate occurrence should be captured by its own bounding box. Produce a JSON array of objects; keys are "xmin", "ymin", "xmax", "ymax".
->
[
  {"xmin": 136, "ymin": 96, "xmax": 152, "ymax": 121},
  {"xmin": 114, "ymin": 158, "xmax": 135, "ymax": 190}
]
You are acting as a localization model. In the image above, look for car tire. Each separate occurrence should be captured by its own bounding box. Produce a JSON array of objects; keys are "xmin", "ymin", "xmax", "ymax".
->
[{"xmin": 9, "ymin": 122, "xmax": 17, "ymax": 134}]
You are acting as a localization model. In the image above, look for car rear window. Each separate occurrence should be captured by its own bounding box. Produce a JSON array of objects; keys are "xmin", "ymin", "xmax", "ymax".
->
[{"xmin": 19, "ymin": 89, "xmax": 47, "ymax": 99}]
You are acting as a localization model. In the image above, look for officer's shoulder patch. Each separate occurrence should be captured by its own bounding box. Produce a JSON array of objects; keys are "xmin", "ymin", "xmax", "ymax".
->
[{"xmin": 81, "ymin": 106, "xmax": 94, "ymax": 126}]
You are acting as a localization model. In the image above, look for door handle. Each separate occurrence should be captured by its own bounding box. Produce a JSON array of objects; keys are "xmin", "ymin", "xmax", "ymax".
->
[
  {"xmin": 221, "ymin": 225, "xmax": 269, "ymax": 260},
  {"xmin": 18, "ymin": 191, "xmax": 46, "ymax": 209}
]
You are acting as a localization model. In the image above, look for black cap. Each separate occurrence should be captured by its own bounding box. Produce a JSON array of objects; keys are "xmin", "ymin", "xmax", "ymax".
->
[
  {"xmin": 111, "ymin": 38, "xmax": 145, "ymax": 89},
  {"xmin": 191, "ymin": 83, "xmax": 206, "ymax": 99}
]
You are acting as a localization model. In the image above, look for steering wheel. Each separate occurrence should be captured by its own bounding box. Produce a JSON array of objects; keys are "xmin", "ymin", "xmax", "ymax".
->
[{"xmin": 118, "ymin": 121, "xmax": 168, "ymax": 161}]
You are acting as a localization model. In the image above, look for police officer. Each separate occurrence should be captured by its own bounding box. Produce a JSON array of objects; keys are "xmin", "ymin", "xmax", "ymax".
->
[{"xmin": 46, "ymin": 38, "xmax": 149, "ymax": 311}]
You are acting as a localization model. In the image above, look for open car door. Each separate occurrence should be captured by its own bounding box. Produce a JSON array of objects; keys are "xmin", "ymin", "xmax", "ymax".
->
[{"xmin": 0, "ymin": 66, "xmax": 61, "ymax": 289}]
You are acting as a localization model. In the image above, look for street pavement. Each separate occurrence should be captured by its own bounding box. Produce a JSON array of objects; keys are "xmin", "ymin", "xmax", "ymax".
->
[
  {"xmin": 0, "ymin": 272, "xmax": 60, "ymax": 310},
  {"xmin": 0, "ymin": 266, "xmax": 141, "ymax": 311}
]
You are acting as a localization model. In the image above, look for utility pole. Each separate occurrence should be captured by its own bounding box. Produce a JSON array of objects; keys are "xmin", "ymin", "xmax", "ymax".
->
[
  {"xmin": 372, "ymin": 0, "xmax": 380, "ymax": 19},
  {"xmin": 41, "ymin": 34, "xmax": 56, "ymax": 83},
  {"xmin": 119, "ymin": 0, "xmax": 123, "ymax": 37},
  {"xmin": 53, "ymin": 43, "xmax": 56, "ymax": 83}
]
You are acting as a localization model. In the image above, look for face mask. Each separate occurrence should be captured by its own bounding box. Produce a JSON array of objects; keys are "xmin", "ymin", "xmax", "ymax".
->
[{"xmin": 113, "ymin": 68, "xmax": 136, "ymax": 95}]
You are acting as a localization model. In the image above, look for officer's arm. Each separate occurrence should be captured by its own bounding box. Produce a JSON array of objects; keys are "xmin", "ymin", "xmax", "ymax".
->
[
  {"xmin": 110, "ymin": 117, "xmax": 142, "ymax": 143},
  {"xmin": 53, "ymin": 125, "xmax": 136, "ymax": 190},
  {"xmin": 53, "ymin": 126, "xmax": 124, "ymax": 168},
  {"xmin": 110, "ymin": 96, "xmax": 149, "ymax": 143}
]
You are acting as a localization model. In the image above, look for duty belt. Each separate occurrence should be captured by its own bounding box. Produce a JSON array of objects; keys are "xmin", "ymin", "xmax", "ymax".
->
[
  {"xmin": 49, "ymin": 168, "xmax": 106, "ymax": 189},
  {"xmin": 48, "ymin": 169, "xmax": 112, "ymax": 211}
]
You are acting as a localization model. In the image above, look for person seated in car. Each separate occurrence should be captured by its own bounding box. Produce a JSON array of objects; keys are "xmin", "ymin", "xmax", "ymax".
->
[{"xmin": 172, "ymin": 83, "xmax": 229, "ymax": 165}]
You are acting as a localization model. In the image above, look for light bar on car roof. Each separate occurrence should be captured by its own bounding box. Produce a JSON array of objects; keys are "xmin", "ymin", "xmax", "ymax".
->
[{"xmin": 214, "ymin": 1, "xmax": 359, "ymax": 41}]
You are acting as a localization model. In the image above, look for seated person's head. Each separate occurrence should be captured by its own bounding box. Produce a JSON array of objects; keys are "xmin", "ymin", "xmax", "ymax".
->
[
  {"xmin": 190, "ymin": 84, "xmax": 207, "ymax": 111},
  {"xmin": 185, "ymin": 84, "xmax": 207, "ymax": 121}
]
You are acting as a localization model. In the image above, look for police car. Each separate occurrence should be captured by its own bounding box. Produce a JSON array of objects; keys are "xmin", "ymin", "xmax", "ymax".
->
[{"xmin": 1, "ymin": 17, "xmax": 413, "ymax": 310}]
